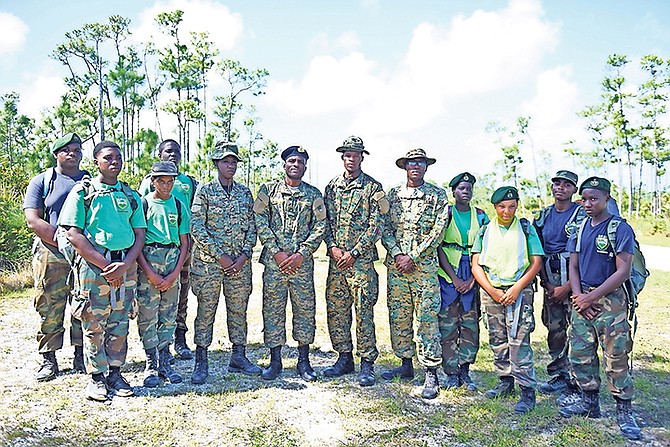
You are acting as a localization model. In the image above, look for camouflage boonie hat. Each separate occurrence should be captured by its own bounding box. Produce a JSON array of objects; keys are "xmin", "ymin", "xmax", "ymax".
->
[
  {"xmin": 579, "ymin": 176, "xmax": 611, "ymax": 194},
  {"xmin": 449, "ymin": 172, "xmax": 476, "ymax": 188},
  {"xmin": 336, "ymin": 136, "xmax": 369, "ymax": 155},
  {"xmin": 552, "ymin": 170, "xmax": 578, "ymax": 187},
  {"xmin": 52, "ymin": 132, "xmax": 82, "ymax": 154},
  {"xmin": 491, "ymin": 186, "xmax": 519, "ymax": 204},
  {"xmin": 395, "ymin": 148, "xmax": 436, "ymax": 169},
  {"xmin": 211, "ymin": 141, "xmax": 242, "ymax": 162},
  {"xmin": 149, "ymin": 161, "xmax": 179, "ymax": 177}
]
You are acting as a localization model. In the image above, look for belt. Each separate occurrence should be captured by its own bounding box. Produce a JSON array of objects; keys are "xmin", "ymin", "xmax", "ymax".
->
[
  {"xmin": 108, "ymin": 250, "xmax": 127, "ymax": 262},
  {"xmin": 146, "ymin": 242, "xmax": 177, "ymax": 249}
]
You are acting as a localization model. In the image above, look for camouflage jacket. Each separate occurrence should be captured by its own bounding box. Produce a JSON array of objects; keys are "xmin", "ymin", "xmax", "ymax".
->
[
  {"xmin": 323, "ymin": 171, "xmax": 387, "ymax": 263},
  {"xmin": 190, "ymin": 180, "xmax": 256, "ymax": 263},
  {"xmin": 381, "ymin": 182, "xmax": 449, "ymax": 269},
  {"xmin": 253, "ymin": 180, "xmax": 327, "ymax": 265}
]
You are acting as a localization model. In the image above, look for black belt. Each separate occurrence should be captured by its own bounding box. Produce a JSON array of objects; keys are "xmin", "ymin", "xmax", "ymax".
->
[
  {"xmin": 108, "ymin": 250, "xmax": 127, "ymax": 261},
  {"xmin": 146, "ymin": 242, "xmax": 177, "ymax": 249}
]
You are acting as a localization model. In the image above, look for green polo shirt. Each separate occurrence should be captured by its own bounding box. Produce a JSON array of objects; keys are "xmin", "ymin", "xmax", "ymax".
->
[
  {"xmin": 139, "ymin": 173, "xmax": 196, "ymax": 208},
  {"xmin": 144, "ymin": 195, "xmax": 191, "ymax": 245}
]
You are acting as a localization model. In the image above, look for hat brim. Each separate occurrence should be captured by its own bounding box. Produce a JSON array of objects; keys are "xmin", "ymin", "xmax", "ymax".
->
[
  {"xmin": 551, "ymin": 176, "xmax": 577, "ymax": 186},
  {"xmin": 212, "ymin": 152, "xmax": 243, "ymax": 162},
  {"xmin": 336, "ymin": 147, "xmax": 370, "ymax": 155},
  {"xmin": 150, "ymin": 172, "xmax": 179, "ymax": 177},
  {"xmin": 395, "ymin": 157, "xmax": 437, "ymax": 169}
]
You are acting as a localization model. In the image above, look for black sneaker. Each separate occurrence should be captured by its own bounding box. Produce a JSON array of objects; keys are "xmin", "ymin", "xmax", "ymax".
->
[{"xmin": 107, "ymin": 368, "xmax": 134, "ymax": 397}]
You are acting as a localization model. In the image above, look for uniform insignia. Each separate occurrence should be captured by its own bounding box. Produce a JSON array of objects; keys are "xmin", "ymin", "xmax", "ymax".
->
[
  {"xmin": 595, "ymin": 234, "xmax": 609, "ymax": 251},
  {"xmin": 313, "ymin": 197, "xmax": 326, "ymax": 220},
  {"xmin": 253, "ymin": 191, "xmax": 270, "ymax": 214},
  {"xmin": 168, "ymin": 213, "xmax": 178, "ymax": 226},
  {"xmin": 115, "ymin": 195, "xmax": 129, "ymax": 211},
  {"xmin": 181, "ymin": 184, "xmax": 190, "ymax": 191},
  {"xmin": 590, "ymin": 179, "xmax": 599, "ymax": 186},
  {"xmin": 372, "ymin": 190, "xmax": 389, "ymax": 214},
  {"xmin": 297, "ymin": 146, "xmax": 305, "ymax": 153},
  {"xmin": 463, "ymin": 174, "xmax": 469, "ymax": 181},
  {"xmin": 507, "ymin": 191, "xmax": 513, "ymax": 198}
]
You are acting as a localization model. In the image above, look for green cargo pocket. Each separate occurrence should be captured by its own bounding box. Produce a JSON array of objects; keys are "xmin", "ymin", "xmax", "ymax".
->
[{"xmin": 71, "ymin": 290, "xmax": 92, "ymax": 322}]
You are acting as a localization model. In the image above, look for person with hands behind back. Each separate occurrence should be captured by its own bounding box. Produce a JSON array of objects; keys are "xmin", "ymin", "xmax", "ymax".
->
[{"xmin": 471, "ymin": 186, "xmax": 543, "ymax": 414}]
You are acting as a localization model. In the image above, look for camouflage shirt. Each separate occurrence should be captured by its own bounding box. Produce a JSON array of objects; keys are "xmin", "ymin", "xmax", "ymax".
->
[
  {"xmin": 381, "ymin": 182, "xmax": 449, "ymax": 268},
  {"xmin": 190, "ymin": 180, "xmax": 256, "ymax": 263},
  {"xmin": 254, "ymin": 180, "xmax": 327, "ymax": 265},
  {"xmin": 323, "ymin": 172, "xmax": 387, "ymax": 263}
]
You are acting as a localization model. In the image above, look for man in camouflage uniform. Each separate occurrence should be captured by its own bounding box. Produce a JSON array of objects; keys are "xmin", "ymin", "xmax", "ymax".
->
[
  {"xmin": 561, "ymin": 177, "xmax": 641, "ymax": 440},
  {"xmin": 23, "ymin": 133, "xmax": 88, "ymax": 381},
  {"xmin": 139, "ymin": 139, "xmax": 198, "ymax": 360},
  {"xmin": 380, "ymin": 148, "xmax": 449, "ymax": 400},
  {"xmin": 189, "ymin": 142, "xmax": 260, "ymax": 384},
  {"xmin": 254, "ymin": 145, "xmax": 327, "ymax": 382},
  {"xmin": 322, "ymin": 136, "xmax": 387, "ymax": 387}
]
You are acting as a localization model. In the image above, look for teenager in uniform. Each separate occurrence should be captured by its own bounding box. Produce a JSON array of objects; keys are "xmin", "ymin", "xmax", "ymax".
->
[
  {"xmin": 136, "ymin": 161, "xmax": 191, "ymax": 387},
  {"xmin": 471, "ymin": 186, "xmax": 544, "ymax": 414},
  {"xmin": 59, "ymin": 140, "xmax": 146, "ymax": 401},
  {"xmin": 139, "ymin": 139, "xmax": 197, "ymax": 360},
  {"xmin": 560, "ymin": 177, "xmax": 641, "ymax": 440},
  {"xmin": 437, "ymin": 172, "xmax": 489, "ymax": 391},
  {"xmin": 23, "ymin": 133, "xmax": 88, "ymax": 380}
]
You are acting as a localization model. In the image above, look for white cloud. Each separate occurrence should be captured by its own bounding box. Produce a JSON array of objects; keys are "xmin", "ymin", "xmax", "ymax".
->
[
  {"xmin": 0, "ymin": 12, "xmax": 28, "ymax": 56},
  {"xmin": 17, "ymin": 73, "xmax": 67, "ymax": 118},
  {"xmin": 131, "ymin": 0, "xmax": 243, "ymax": 52}
]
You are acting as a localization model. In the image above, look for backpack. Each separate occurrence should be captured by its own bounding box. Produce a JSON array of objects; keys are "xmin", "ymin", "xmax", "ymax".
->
[
  {"xmin": 143, "ymin": 172, "xmax": 197, "ymax": 206},
  {"xmin": 142, "ymin": 195, "xmax": 183, "ymax": 227},
  {"xmin": 480, "ymin": 217, "xmax": 531, "ymax": 238},
  {"xmin": 42, "ymin": 167, "xmax": 92, "ymax": 219},
  {"xmin": 533, "ymin": 203, "xmax": 586, "ymax": 246},
  {"xmin": 445, "ymin": 205, "xmax": 488, "ymax": 228}
]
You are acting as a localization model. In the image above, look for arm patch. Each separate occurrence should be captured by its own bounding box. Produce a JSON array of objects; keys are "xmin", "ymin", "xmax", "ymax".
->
[
  {"xmin": 253, "ymin": 191, "xmax": 270, "ymax": 214},
  {"xmin": 313, "ymin": 197, "xmax": 326, "ymax": 221},
  {"xmin": 372, "ymin": 190, "xmax": 390, "ymax": 214}
]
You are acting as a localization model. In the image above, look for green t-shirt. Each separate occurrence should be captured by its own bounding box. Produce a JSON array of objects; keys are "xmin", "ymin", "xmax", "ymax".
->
[
  {"xmin": 58, "ymin": 180, "xmax": 147, "ymax": 251},
  {"xmin": 144, "ymin": 195, "xmax": 191, "ymax": 245},
  {"xmin": 139, "ymin": 173, "xmax": 196, "ymax": 208},
  {"xmin": 453, "ymin": 208, "xmax": 471, "ymax": 253},
  {"xmin": 471, "ymin": 219, "xmax": 544, "ymax": 255}
]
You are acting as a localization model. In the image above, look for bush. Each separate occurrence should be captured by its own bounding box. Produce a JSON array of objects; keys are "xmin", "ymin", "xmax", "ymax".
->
[{"xmin": 0, "ymin": 159, "xmax": 32, "ymax": 271}]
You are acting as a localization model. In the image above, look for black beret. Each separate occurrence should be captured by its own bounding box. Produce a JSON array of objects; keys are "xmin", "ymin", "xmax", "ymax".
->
[
  {"xmin": 579, "ymin": 176, "xmax": 611, "ymax": 194},
  {"xmin": 281, "ymin": 145, "xmax": 309, "ymax": 161}
]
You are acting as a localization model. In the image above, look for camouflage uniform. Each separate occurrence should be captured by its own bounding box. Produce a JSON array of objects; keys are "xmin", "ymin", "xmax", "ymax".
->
[
  {"xmin": 438, "ymin": 288, "xmax": 480, "ymax": 373},
  {"xmin": 190, "ymin": 181, "xmax": 256, "ymax": 348},
  {"xmin": 542, "ymin": 270, "xmax": 571, "ymax": 377},
  {"xmin": 381, "ymin": 183, "xmax": 449, "ymax": 368},
  {"xmin": 254, "ymin": 180, "xmax": 327, "ymax": 348},
  {"xmin": 323, "ymin": 172, "xmax": 386, "ymax": 361}
]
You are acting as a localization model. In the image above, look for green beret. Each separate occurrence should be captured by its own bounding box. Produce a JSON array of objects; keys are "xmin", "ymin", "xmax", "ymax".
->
[
  {"xmin": 579, "ymin": 176, "xmax": 611, "ymax": 194},
  {"xmin": 491, "ymin": 186, "xmax": 519, "ymax": 204},
  {"xmin": 52, "ymin": 132, "xmax": 82, "ymax": 153},
  {"xmin": 449, "ymin": 172, "xmax": 476, "ymax": 188},
  {"xmin": 551, "ymin": 170, "xmax": 578, "ymax": 186}
]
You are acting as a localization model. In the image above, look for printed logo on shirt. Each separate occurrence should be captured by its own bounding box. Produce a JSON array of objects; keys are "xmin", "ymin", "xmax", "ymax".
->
[
  {"xmin": 565, "ymin": 222, "xmax": 577, "ymax": 237},
  {"xmin": 114, "ymin": 195, "xmax": 130, "ymax": 212},
  {"xmin": 595, "ymin": 234, "xmax": 609, "ymax": 253},
  {"xmin": 181, "ymin": 183, "xmax": 190, "ymax": 192},
  {"xmin": 168, "ymin": 213, "xmax": 178, "ymax": 226}
]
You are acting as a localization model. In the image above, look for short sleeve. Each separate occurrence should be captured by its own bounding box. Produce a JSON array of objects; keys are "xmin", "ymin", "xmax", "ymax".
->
[{"xmin": 23, "ymin": 174, "xmax": 46, "ymax": 210}]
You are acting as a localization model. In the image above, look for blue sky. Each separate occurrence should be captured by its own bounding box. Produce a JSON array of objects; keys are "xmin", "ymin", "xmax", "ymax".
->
[{"xmin": 1, "ymin": 0, "xmax": 669, "ymax": 190}]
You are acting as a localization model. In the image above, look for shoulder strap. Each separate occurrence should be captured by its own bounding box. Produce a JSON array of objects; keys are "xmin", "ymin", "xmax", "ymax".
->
[
  {"xmin": 119, "ymin": 181, "xmax": 139, "ymax": 211},
  {"xmin": 446, "ymin": 205, "xmax": 453, "ymax": 228},
  {"xmin": 185, "ymin": 174, "xmax": 197, "ymax": 204},
  {"xmin": 606, "ymin": 216, "xmax": 622, "ymax": 256},
  {"xmin": 142, "ymin": 196, "xmax": 148, "ymax": 215},
  {"xmin": 533, "ymin": 205, "xmax": 552, "ymax": 230},
  {"xmin": 174, "ymin": 196, "xmax": 182, "ymax": 227},
  {"xmin": 575, "ymin": 217, "xmax": 589, "ymax": 253},
  {"xmin": 520, "ymin": 217, "xmax": 531, "ymax": 237},
  {"xmin": 42, "ymin": 167, "xmax": 57, "ymax": 200}
]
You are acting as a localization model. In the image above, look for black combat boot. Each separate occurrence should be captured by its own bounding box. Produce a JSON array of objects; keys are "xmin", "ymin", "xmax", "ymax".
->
[
  {"xmin": 514, "ymin": 386, "xmax": 536, "ymax": 414},
  {"xmin": 107, "ymin": 366, "xmax": 134, "ymax": 397},
  {"xmin": 559, "ymin": 390, "xmax": 601, "ymax": 418},
  {"xmin": 443, "ymin": 370, "xmax": 461, "ymax": 390},
  {"xmin": 143, "ymin": 347, "xmax": 160, "ymax": 388},
  {"xmin": 556, "ymin": 382, "xmax": 581, "ymax": 407},
  {"xmin": 86, "ymin": 373, "xmax": 108, "ymax": 401},
  {"xmin": 73, "ymin": 346, "xmax": 85, "ymax": 373},
  {"xmin": 36, "ymin": 351, "xmax": 59, "ymax": 382},
  {"xmin": 228, "ymin": 344, "xmax": 262, "ymax": 375},
  {"xmin": 296, "ymin": 344, "xmax": 317, "ymax": 382},
  {"xmin": 174, "ymin": 327, "xmax": 194, "ymax": 360},
  {"xmin": 381, "ymin": 358, "xmax": 414, "ymax": 380},
  {"xmin": 358, "ymin": 359, "xmax": 375, "ymax": 387},
  {"xmin": 421, "ymin": 367, "xmax": 440, "ymax": 399},
  {"xmin": 538, "ymin": 373, "xmax": 569, "ymax": 395},
  {"xmin": 323, "ymin": 352, "xmax": 355, "ymax": 377},
  {"xmin": 261, "ymin": 346, "xmax": 283, "ymax": 381},
  {"xmin": 459, "ymin": 363, "xmax": 477, "ymax": 391},
  {"xmin": 615, "ymin": 397, "xmax": 641, "ymax": 440},
  {"xmin": 484, "ymin": 376, "xmax": 515, "ymax": 399},
  {"xmin": 191, "ymin": 346, "xmax": 209, "ymax": 384},
  {"xmin": 159, "ymin": 346, "xmax": 183, "ymax": 383}
]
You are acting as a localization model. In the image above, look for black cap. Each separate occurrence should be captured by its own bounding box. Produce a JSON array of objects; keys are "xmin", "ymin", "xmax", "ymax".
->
[{"xmin": 281, "ymin": 145, "xmax": 309, "ymax": 161}]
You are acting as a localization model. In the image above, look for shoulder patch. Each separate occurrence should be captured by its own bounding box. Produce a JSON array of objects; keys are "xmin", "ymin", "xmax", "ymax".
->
[
  {"xmin": 372, "ymin": 190, "xmax": 390, "ymax": 214},
  {"xmin": 313, "ymin": 197, "xmax": 326, "ymax": 221},
  {"xmin": 253, "ymin": 191, "xmax": 270, "ymax": 214}
]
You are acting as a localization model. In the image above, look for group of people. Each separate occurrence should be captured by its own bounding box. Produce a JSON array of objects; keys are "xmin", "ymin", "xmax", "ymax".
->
[{"xmin": 23, "ymin": 133, "xmax": 641, "ymax": 440}]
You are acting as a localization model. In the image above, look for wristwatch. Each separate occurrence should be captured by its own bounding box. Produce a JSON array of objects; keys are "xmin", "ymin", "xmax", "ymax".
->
[{"xmin": 350, "ymin": 248, "xmax": 361, "ymax": 258}]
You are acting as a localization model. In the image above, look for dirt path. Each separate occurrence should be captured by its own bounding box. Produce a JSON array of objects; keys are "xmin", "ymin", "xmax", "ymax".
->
[{"xmin": 641, "ymin": 244, "xmax": 670, "ymax": 272}]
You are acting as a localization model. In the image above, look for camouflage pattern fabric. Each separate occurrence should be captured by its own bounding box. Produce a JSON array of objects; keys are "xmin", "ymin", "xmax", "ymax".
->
[
  {"xmin": 569, "ymin": 287, "xmax": 633, "ymax": 400},
  {"xmin": 438, "ymin": 289, "xmax": 480, "ymax": 374},
  {"xmin": 191, "ymin": 257, "xmax": 253, "ymax": 347},
  {"xmin": 32, "ymin": 239, "xmax": 83, "ymax": 353},
  {"xmin": 482, "ymin": 286, "xmax": 537, "ymax": 388},
  {"xmin": 381, "ymin": 182, "xmax": 449, "ymax": 368},
  {"xmin": 542, "ymin": 270, "xmax": 571, "ymax": 377},
  {"xmin": 70, "ymin": 252, "xmax": 138, "ymax": 375},
  {"xmin": 323, "ymin": 172, "xmax": 386, "ymax": 361},
  {"xmin": 189, "ymin": 180, "xmax": 257, "ymax": 348},
  {"xmin": 254, "ymin": 180, "xmax": 327, "ymax": 348},
  {"xmin": 176, "ymin": 250, "xmax": 191, "ymax": 332},
  {"xmin": 136, "ymin": 245, "xmax": 180, "ymax": 350}
]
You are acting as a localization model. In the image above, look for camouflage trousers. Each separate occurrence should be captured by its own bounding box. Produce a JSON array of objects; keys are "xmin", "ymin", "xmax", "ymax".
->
[
  {"xmin": 438, "ymin": 290, "xmax": 480, "ymax": 374},
  {"xmin": 71, "ymin": 251, "xmax": 137, "ymax": 375},
  {"xmin": 387, "ymin": 264, "xmax": 442, "ymax": 368},
  {"xmin": 325, "ymin": 259, "xmax": 379, "ymax": 362},
  {"xmin": 176, "ymin": 248, "xmax": 192, "ymax": 332},
  {"xmin": 482, "ymin": 286, "xmax": 537, "ymax": 388},
  {"xmin": 190, "ymin": 256, "xmax": 252, "ymax": 348},
  {"xmin": 137, "ymin": 245, "xmax": 180, "ymax": 351},
  {"xmin": 262, "ymin": 257, "xmax": 316, "ymax": 348},
  {"xmin": 569, "ymin": 287, "xmax": 633, "ymax": 400},
  {"xmin": 32, "ymin": 239, "xmax": 83, "ymax": 353},
  {"xmin": 541, "ymin": 270, "xmax": 571, "ymax": 377}
]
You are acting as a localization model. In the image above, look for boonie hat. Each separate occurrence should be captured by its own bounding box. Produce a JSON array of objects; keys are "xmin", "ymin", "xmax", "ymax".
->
[
  {"xmin": 52, "ymin": 133, "xmax": 82, "ymax": 154},
  {"xmin": 579, "ymin": 176, "xmax": 611, "ymax": 194},
  {"xmin": 211, "ymin": 141, "xmax": 242, "ymax": 162},
  {"xmin": 449, "ymin": 172, "xmax": 476, "ymax": 188},
  {"xmin": 336, "ymin": 136, "xmax": 369, "ymax": 155},
  {"xmin": 395, "ymin": 148, "xmax": 436, "ymax": 169},
  {"xmin": 281, "ymin": 145, "xmax": 309, "ymax": 161},
  {"xmin": 149, "ymin": 161, "xmax": 179, "ymax": 177},
  {"xmin": 552, "ymin": 170, "xmax": 578, "ymax": 187},
  {"xmin": 491, "ymin": 186, "xmax": 519, "ymax": 204}
]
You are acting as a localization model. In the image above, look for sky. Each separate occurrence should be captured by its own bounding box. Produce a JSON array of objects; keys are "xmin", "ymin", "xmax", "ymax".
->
[{"xmin": 1, "ymin": 0, "xmax": 669, "ymax": 191}]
